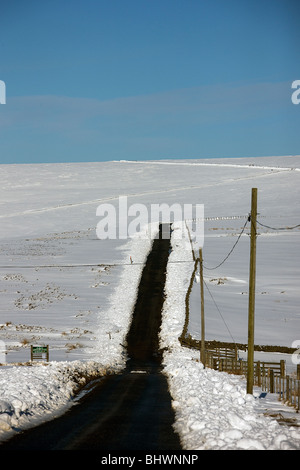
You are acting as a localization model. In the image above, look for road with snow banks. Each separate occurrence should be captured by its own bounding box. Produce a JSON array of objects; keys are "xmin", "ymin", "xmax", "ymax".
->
[{"xmin": 1, "ymin": 224, "xmax": 182, "ymax": 451}]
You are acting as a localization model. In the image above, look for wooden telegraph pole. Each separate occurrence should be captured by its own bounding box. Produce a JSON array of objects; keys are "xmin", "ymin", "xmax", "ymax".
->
[
  {"xmin": 199, "ymin": 249, "xmax": 205, "ymax": 366},
  {"xmin": 247, "ymin": 188, "xmax": 257, "ymax": 394}
]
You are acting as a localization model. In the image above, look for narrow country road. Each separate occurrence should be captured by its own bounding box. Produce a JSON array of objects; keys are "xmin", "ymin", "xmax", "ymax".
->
[{"xmin": 1, "ymin": 224, "xmax": 182, "ymax": 451}]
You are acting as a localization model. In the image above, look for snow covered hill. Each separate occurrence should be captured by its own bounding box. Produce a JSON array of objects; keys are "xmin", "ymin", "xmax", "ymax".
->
[{"xmin": 0, "ymin": 155, "xmax": 299, "ymax": 449}]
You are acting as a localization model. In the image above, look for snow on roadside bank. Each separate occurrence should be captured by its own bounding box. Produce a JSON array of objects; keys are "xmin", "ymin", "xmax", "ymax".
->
[
  {"xmin": 0, "ymin": 360, "xmax": 109, "ymax": 439},
  {"xmin": 164, "ymin": 351, "xmax": 300, "ymax": 450},
  {"xmin": 160, "ymin": 225, "xmax": 300, "ymax": 450}
]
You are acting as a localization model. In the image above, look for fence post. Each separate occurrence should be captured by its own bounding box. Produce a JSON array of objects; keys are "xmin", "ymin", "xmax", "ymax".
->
[
  {"xmin": 281, "ymin": 376, "xmax": 284, "ymax": 402},
  {"xmin": 286, "ymin": 376, "xmax": 290, "ymax": 404},
  {"xmin": 270, "ymin": 370, "xmax": 274, "ymax": 394},
  {"xmin": 280, "ymin": 360, "xmax": 285, "ymax": 378},
  {"xmin": 257, "ymin": 361, "xmax": 261, "ymax": 387}
]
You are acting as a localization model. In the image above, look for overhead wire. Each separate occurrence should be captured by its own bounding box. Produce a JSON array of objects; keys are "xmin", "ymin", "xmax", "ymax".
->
[
  {"xmin": 203, "ymin": 217, "xmax": 249, "ymax": 271},
  {"xmin": 256, "ymin": 220, "xmax": 300, "ymax": 231},
  {"xmin": 0, "ymin": 259, "xmax": 199, "ymax": 269},
  {"xmin": 203, "ymin": 279, "xmax": 236, "ymax": 345}
]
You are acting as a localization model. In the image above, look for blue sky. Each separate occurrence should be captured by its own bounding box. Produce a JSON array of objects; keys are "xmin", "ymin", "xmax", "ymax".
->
[{"xmin": 0, "ymin": 0, "xmax": 299, "ymax": 164}]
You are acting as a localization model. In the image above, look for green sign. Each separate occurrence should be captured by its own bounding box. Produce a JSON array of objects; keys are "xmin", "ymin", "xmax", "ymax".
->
[
  {"xmin": 31, "ymin": 345, "xmax": 49, "ymax": 361},
  {"xmin": 32, "ymin": 346, "xmax": 48, "ymax": 353}
]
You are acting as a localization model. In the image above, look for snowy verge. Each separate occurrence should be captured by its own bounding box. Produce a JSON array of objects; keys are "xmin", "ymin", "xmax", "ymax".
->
[
  {"xmin": 0, "ymin": 360, "xmax": 111, "ymax": 441},
  {"xmin": 160, "ymin": 223, "xmax": 300, "ymax": 450}
]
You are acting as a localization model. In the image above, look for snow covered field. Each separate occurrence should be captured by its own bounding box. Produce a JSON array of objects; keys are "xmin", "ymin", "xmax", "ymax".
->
[{"xmin": 0, "ymin": 156, "xmax": 300, "ymax": 449}]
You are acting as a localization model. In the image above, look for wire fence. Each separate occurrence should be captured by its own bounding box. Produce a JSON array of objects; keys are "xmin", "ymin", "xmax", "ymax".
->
[
  {"xmin": 179, "ymin": 335, "xmax": 300, "ymax": 412},
  {"xmin": 204, "ymin": 346, "xmax": 300, "ymax": 412}
]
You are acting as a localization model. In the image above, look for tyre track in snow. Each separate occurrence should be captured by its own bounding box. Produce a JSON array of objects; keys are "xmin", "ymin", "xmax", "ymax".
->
[{"xmin": 1, "ymin": 224, "xmax": 182, "ymax": 450}]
